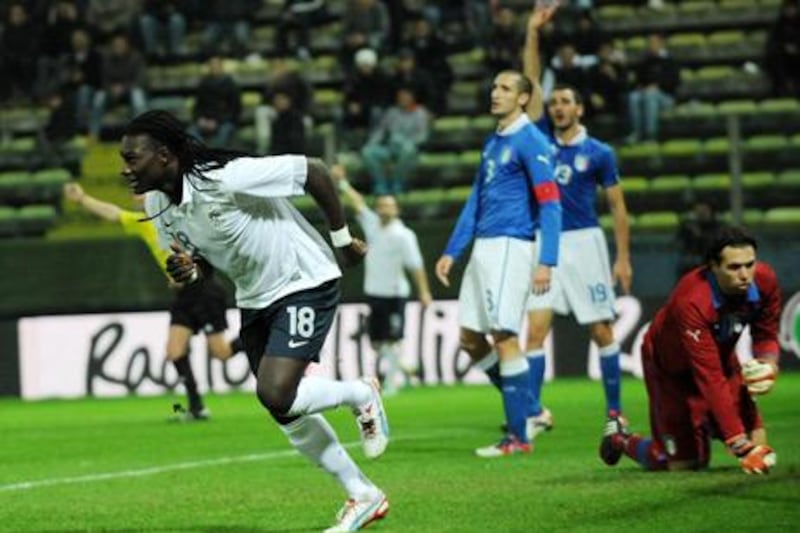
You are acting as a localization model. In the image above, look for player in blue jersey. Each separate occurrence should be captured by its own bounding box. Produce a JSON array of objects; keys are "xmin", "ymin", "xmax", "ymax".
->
[
  {"xmin": 520, "ymin": 2, "xmax": 633, "ymax": 442},
  {"xmin": 435, "ymin": 69, "xmax": 562, "ymax": 458}
]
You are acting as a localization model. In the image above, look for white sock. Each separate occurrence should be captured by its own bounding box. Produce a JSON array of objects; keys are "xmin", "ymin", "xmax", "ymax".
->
[
  {"xmin": 280, "ymin": 414, "xmax": 379, "ymax": 500},
  {"xmin": 378, "ymin": 343, "xmax": 400, "ymax": 390},
  {"xmin": 286, "ymin": 375, "xmax": 372, "ymax": 417}
]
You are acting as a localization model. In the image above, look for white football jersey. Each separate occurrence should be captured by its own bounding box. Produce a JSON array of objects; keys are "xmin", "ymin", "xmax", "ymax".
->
[
  {"xmin": 144, "ymin": 155, "xmax": 341, "ymax": 309},
  {"xmin": 357, "ymin": 208, "xmax": 423, "ymax": 298}
]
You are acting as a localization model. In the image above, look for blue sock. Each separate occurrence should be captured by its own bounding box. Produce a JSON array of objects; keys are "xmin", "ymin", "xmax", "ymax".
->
[
  {"xmin": 599, "ymin": 343, "xmax": 621, "ymax": 415},
  {"xmin": 526, "ymin": 350, "xmax": 545, "ymax": 417},
  {"xmin": 500, "ymin": 358, "xmax": 531, "ymax": 443},
  {"xmin": 635, "ymin": 438, "xmax": 654, "ymax": 470},
  {"xmin": 474, "ymin": 351, "xmax": 502, "ymax": 392}
]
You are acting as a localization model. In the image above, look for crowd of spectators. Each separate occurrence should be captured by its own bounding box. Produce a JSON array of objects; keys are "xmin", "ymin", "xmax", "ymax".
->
[{"xmin": 0, "ymin": 0, "xmax": 795, "ymax": 186}]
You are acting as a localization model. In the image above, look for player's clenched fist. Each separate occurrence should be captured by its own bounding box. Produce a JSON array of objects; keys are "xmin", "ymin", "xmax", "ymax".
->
[
  {"xmin": 727, "ymin": 435, "xmax": 777, "ymax": 475},
  {"xmin": 166, "ymin": 242, "xmax": 199, "ymax": 284},
  {"xmin": 337, "ymin": 237, "xmax": 367, "ymax": 268},
  {"xmin": 741, "ymin": 358, "xmax": 778, "ymax": 395}
]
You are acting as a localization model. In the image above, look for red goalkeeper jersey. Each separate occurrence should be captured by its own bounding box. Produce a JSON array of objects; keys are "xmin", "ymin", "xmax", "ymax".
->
[{"xmin": 644, "ymin": 263, "xmax": 781, "ymax": 440}]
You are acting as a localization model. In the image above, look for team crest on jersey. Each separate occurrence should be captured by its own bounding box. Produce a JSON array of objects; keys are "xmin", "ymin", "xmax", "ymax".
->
[
  {"xmin": 500, "ymin": 147, "xmax": 513, "ymax": 164},
  {"xmin": 574, "ymin": 154, "xmax": 589, "ymax": 172}
]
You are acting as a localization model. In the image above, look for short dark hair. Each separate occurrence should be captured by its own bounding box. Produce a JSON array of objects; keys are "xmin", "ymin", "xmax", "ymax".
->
[
  {"xmin": 704, "ymin": 226, "xmax": 758, "ymax": 265},
  {"xmin": 550, "ymin": 83, "xmax": 584, "ymax": 106}
]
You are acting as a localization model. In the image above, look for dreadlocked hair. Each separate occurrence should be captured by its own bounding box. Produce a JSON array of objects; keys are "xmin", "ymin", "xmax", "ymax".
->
[{"xmin": 124, "ymin": 110, "xmax": 250, "ymax": 182}]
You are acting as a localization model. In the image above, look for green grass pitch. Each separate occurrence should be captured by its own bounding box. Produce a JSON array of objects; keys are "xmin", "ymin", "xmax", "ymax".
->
[{"xmin": 2, "ymin": 374, "xmax": 799, "ymax": 532}]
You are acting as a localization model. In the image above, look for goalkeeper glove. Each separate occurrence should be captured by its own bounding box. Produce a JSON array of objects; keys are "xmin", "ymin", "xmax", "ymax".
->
[
  {"xmin": 741, "ymin": 358, "xmax": 777, "ymax": 395},
  {"xmin": 726, "ymin": 435, "xmax": 777, "ymax": 474}
]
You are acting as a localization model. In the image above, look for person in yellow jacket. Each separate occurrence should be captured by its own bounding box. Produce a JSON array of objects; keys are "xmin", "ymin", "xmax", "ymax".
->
[{"xmin": 63, "ymin": 182, "xmax": 241, "ymax": 420}]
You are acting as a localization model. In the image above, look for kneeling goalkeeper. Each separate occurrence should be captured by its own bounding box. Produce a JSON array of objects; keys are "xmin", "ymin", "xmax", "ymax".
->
[{"xmin": 601, "ymin": 226, "xmax": 780, "ymax": 474}]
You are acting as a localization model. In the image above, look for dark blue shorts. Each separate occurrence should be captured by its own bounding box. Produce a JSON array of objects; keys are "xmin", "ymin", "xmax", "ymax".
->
[
  {"xmin": 240, "ymin": 279, "xmax": 340, "ymax": 374},
  {"xmin": 366, "ymin": 296, "xmax": 406, "ymax": 342}
]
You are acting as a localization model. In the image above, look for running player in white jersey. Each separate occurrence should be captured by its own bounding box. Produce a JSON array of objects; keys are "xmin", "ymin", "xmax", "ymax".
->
[
  {"xmin": 332, "ymin": 164, "xmax": 432, "ymax": 395},
  {"xmin": 522, "ymin": 2, "xmax": 633, "ymax": 441},
  {"xmin": 435, "ymin": 70, "xmax": 561, "ymax": 457},
  {"xmin": 119, "ymin": 110, "xmax": 389, "ymax": 532}
]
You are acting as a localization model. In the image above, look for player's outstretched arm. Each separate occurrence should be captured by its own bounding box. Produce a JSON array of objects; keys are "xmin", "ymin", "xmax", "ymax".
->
[
  {"xmin": 63, "ymin": 182, "xmax": 122, "ymax": 223},
  {"xmin": 305, "ymin": 157, "xmax": 367, "ymax": 267},
  {"xmin": 605, "ymin": 184, "xmax": 633, "ymax": 294},
  {"xmin": 330, "ymin": 163, "xmax": 367, "ymax": 214},
  {"xmin": 523, "ymin": 1, "xmax": 559, "ymax": 122}
]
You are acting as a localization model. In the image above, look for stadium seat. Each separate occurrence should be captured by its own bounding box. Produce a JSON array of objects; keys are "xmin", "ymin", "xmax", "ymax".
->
[
  {"xmin": 598, "ymin": 212, "xmax": 636, "ymax": 232},
  {"xmin": 762, "ymin": 207, "xmax": 800, "ymax": 230},
  {"xmin": 400, "ymin": 188, "xmax": 447, "ymax": 220},
  {"xmin": 647, "ymin": 175, "xmax": 692, "ymax": 211},
  {"xmin": 636, "ymin": 211, "xmax": 680, "ymax": 232},
  {"xmin": 441, "ymin": 186, "xmax": 472, "ymax": 216},
  {"xmin": 0, "ymin": 171, "xmax": 31, "ymax": 206},
  {"xmin": 717, "ymin": 100, "xmax": 758, "ymax": 115},
  {"xmin": 449, "ymin": 48, "xmax": 486, "ymax": 79},
  {"xmin": 16, "ymin": 204, "xmax": 57, "ymax": 236},
  {"xmin": 0, "ymin": 206, "xmax": 18, "ymax": 237},
  {"xmin": 694, "ymin": 173, "xmax": 731, "ymax": 206},
  {"xmin": 759, "ymin": 98, "xmax": 800, "ymax": 114},
  {"xmin": 469, "ymin": 115, "xmax": 495, "ymax": 135},
  {"xmin": 415, "ymin": 152, "xmax": 461, "ymax": 189}
]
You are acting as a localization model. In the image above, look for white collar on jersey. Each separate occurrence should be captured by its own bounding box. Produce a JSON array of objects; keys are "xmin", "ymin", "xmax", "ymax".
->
[
  {"xmin": 496, "ymin": 113, "xmax": 530, "ymax": 136},
  {"xmin": 555, "ymin": 125, "xmax": 588, "ymax": 147}
]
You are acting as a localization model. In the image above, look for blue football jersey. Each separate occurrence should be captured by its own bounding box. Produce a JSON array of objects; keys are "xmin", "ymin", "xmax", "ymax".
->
[
  {"xmin": 444, "ymin": 114, "xmax": 561, "ymax": 265},
  {"xmin": 535, "ymin": 118, "xmax": 620, "ymax": 232}
]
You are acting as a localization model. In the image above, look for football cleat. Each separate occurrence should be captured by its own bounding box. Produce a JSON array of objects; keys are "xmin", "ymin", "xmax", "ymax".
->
[
  {"xmin": 353, "ymin": 377, "xmax": 390, "ymax": 459},
  {"xmin": 599, "ymin": 414, "xmax": 629, "ymax": 466},
  {"xmin": 475, "ymin": 436, "xmax": 533, "ymax": 458},
  {"xmin": 324, "ymin": 491, "xmax": 389, "ymax": 532},
  {"xmin": 169, "ymin": 403, "xmax": 210, "ymax": 423},
  {"xmin": 527, "ymin": 407, "xmax": 554, "ymax": 440}
]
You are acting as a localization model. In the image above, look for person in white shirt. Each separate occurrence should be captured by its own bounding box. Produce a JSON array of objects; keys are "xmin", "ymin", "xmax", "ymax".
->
[
  {"xmin": 332, "ymin": 164, "xmax": 432, "ymax": 394},
  {"xmin": 118, "ymin": 110, "xmax": 390, "ymax": 533}
]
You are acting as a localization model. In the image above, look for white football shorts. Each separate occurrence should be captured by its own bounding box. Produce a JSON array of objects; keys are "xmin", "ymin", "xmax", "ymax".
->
[
  {"xmin": 458, "ymin": 236, "xmax": 535, "ymax": 334},
  {"xmin": 527, "ymin": 226, "xmax": 616, "ymax": 324}
]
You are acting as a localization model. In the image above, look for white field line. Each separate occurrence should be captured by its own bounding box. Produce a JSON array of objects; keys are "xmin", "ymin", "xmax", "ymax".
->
[{"xmin": 0, "ymin": 431, "xmax": 453, "ymax": 493}]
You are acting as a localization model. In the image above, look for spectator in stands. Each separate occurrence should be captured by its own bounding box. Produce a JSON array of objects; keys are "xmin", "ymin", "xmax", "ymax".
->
[
  {"xmin": 572, "ymin": 9, "xmax": 606, "ymax": 57},
  {"xmin": 201, "ymin": 0, "xmax": 261, "ymax": 58},
  {"xmin": 138, "ymin": 0, "xmax": 188, "ymax": 60},
  {"xmin": 255, "ymin": 57, "xmax": 314, "ymax": 154},
  {"xmin": 0, "ymin": 2, "xmax": 41, "ymax": 104},
  {"xmin": 417, "ymin": 0, "xmax": 492, "ymax": 47},
  {"xmin": 551, "ymin": 42, "xmax": 592, "ymax": 101},
  {"xmin": 339, "ymin": 0, "xmax": 391, "ymax": 73},
  {"xmin": 86, "ymin": 0, "xmax": 140, "ymax": 45},
  {"xmin": 188, "ymin": 56, "xmax": 242, "ymax": 148},
  {"xmin": 275, "ymin": 0, "xmax": 330, "ymax": 61},
  {"xmin": 390, "ymin": 48, "xmax": 439, "ymax": 116},
  {"xmin": 361, "ymin": 86, "xmax": 429, "ymax": 195},
  {"xmin": 587, "ymin": 40, "xmax": 628, "ymax": 118},
  {"xmin": 337, "ymin": 48, "xmax": 393, "ymax": 146},
  {"xmin": 89, "ymin": 32, "xmax": 148, "ymax": 140},
  {"xmin": 486, "ymin": 7, "xmax": 522, "ymax": 73},
  {"xmin": 63, "ymin": 28, "xmax": 103, "ymax": 132},
  {"xmin": 404, "ymin": 18, "xmax": 453, "ymax": 114},
  {"xmin": 626, "ymin": 32, "xmax": 680, "ymax": 143},
  {"xmin": 675, "ymin": 200, "xmax": 725, "ymax": 279},
  {"xmin": 765, "ymin": 0, "xmax": 800, "ymax": 97},
  {"xmin": 35, "ymin": 88, "xmax": 79, "ymax": 172},
  {"xmin": 269, "ymin": 90, "xmax": 307, "ymax": 155},
  {"xmin": 35, "ymin": 1, "xmax": 87, "ymax": 100}
]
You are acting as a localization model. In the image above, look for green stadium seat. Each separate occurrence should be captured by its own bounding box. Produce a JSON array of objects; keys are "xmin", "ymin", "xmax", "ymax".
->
[
  {"xmin": 703, "ymin": 137, "xmax": 730, "ymax": 156},
  {"xmin": 400, "ymin": 188, "xmax": 447, "ymax": 220},
  {"xmin": 741, "ymin": 172, "xmax": 775, "ymax": 189},
  {"xmin": 717, "ymin": 100, "xmax": 758, "ymax": 115},
  {"xmin": 441, "ymin": 186, "xmax": 472, "ymax": 216},
  {"xmin": 416, "ymin": 152, "xmax": 461, "ymax": 188},
  {"xmin": 693, "ymin": 173, "xmax": 731, "ymax": 190},
  {"xmin": 470, "ymin": 115, "xmax": 495, "ymax": 134},
  {"xmin": 759, "ymin": 98, "xmax": 800, "ymax": 114},
  {"xmin": 449, "ymin": 48, "xmax": 486, "ymax": 79},
  {"xmin": 745, "ymin": 135, "xmax": 788, "ymax": 152},
  {"xmin": 618, "ymin": 142, "xmax": 659, "ymax": 160},
  {"xmin": 636, "ymin": 211, "xmax": 680, "ymax": 232},
  {"xmin": 762, "ymin": 207, "xmax": 800, "ymax": 230},
  {"xmin": 16, "ymin": 204, "xmax": 56, "ymax": 236},
  {"xmin": 598, "ymin": 213, "xmax": 636, "ymax": 232},
  {"xmin": 0, "ymin": 171, "xmax": 31, "ymax": 206},
  {"xmin": 660, "ymin": 138, "xmax": 702, "ymax": 158},
  {"xmin": 719, "ymin": 209, "xmax": 765, "ymax": 226},
  {"xmin": 777, "ymin": 169, "xmax": 800, "ymax": 187},
  {"xmin": 646, "ymin": 175, "xmax": 692, "ymax": 211},
  {"xmin": 0, "ymin": 206, "xmax": 18, "ymax": 237}
]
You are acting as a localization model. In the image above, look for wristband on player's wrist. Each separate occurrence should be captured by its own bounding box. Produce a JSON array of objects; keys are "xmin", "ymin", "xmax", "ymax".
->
[{"xmin": 330, "ymin": 226, "xmax": 353, "ymax": 247}]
